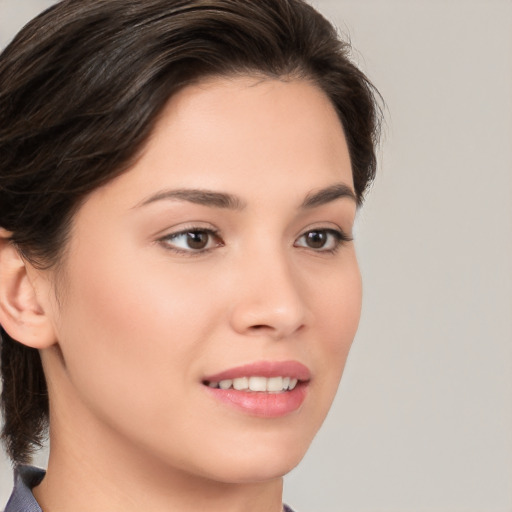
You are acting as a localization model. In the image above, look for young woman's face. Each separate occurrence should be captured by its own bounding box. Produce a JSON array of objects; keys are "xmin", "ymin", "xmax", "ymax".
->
[{"xmin": 43, "ymin": 76, "xmax": 361, "ymax": 483}]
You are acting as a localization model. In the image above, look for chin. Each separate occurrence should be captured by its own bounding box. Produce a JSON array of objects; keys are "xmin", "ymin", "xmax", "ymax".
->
[
  {"xmin": 205, "ymin": 452, "xmax": 306, "ymax": 485},
  {"xmin": 183, "ymin": 429, "xmax": 315, "ymax": 484}
]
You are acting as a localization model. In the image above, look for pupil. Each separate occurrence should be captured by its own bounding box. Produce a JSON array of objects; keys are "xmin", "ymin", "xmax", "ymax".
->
[
  {"xmin": 307, "ymin": 231, "xmax": 326, "ymax": 248},
  {"xmin": 187, "ymin": 231, "xmax": 208, "ymax": 249}
]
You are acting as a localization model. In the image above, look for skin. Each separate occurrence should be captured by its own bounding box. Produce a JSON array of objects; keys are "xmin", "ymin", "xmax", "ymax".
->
[{"xmin": 7, "ymin": 76, "xmax": 362, "ymax": 512}]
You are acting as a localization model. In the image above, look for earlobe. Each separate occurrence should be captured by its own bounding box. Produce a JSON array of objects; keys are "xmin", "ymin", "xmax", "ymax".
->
[{"xmin": 0, "ymin": 230, "xmax": 57, "ymax": 349}]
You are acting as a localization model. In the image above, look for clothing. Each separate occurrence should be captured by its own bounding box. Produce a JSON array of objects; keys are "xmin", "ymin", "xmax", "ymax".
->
[
  {"xmin": 4, "ymin": 466, "xmax": 296, "ymax": 512},
  {"xmin": 4, "ymin": 466, "xmax": 44, "ymax": 512}
]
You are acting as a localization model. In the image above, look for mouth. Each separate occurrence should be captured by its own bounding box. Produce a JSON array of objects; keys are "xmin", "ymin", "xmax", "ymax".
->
[
  {"xmin": 202, "ymin": 361, "xmax": 310, "ymax": 417},
  {"xmin": 204, "ymin": 375, "xmax": 300, "ymax": 392}
]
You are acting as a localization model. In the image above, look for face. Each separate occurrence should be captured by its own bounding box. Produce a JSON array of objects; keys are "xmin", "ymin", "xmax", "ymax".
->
[{"xmin": 43, "ymin": 76, "xmax": 361, "ymax": 483}]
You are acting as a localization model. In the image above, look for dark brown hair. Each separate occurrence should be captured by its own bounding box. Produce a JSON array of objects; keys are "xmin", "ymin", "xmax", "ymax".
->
[{"xmin": 0, "ymin": 0, "xmax": 381, "ymax": 464}]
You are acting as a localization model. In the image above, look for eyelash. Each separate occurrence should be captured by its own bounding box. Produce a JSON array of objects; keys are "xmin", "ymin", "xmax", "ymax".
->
[{"xmin": 157, "ymin": 227, "xmax": 352, "ymax": 256}]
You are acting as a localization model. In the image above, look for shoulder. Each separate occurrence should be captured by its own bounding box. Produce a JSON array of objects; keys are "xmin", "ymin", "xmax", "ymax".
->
[{"xmin": 3, "ymin": 466, "xmax": 45, "ymax": 512}]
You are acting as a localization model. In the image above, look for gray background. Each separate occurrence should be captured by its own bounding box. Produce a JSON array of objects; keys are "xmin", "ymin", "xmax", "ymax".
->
[{"xmin": 1, "ymin": 1, "xmax": 511, "ymax": 511}]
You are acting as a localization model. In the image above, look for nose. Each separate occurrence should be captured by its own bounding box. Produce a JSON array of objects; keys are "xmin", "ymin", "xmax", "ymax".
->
[{"xmin": 228, "ymin": 251, "xmax": 308, "ymax": 340}]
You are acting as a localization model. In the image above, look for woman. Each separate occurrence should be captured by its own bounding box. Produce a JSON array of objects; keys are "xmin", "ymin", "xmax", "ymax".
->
[{"xmin": 0, "ymin": 0, "xmax": 381, "ymax": 510}]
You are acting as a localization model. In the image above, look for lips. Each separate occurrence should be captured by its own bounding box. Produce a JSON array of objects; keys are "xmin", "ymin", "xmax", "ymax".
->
[{"xmin": 202, "ymin": 361, "xmax": 310, "ymax": 418}]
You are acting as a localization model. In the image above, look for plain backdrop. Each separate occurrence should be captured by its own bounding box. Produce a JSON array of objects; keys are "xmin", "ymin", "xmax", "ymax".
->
[{"xmin": 1, "ymin": 1, "xmax": 511, "ymax": 511}]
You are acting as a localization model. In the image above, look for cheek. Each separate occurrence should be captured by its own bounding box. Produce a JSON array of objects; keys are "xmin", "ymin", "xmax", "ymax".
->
[
  {"xmin": 330, "ymin": 263, "xmax": 362, "ymax": 360},
  {"xmin": 312, "ymin": 252, "xmax": 362, "ymax": 347},
  {"xmin": 307, "ymin": 254, "xmax": 362, "ymax": 404},
  {"xmin": 53, "ymin": 244, "xmax": 220, "ymax": 429}
]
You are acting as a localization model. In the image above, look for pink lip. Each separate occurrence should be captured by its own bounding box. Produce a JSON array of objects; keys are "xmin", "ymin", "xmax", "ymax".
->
[
  {"xmin": 203, "ymin": 360, "xmax": 311, "ymax": 382},
  {"xmin": 203, "ymin": 361, "xmax": 310, "ymax": 418}
]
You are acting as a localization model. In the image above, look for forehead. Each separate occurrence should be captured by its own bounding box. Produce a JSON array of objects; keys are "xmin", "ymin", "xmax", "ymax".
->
[
  {"xmin": 143, "ymin": 76, "xmax": 350, "ymax": 179},
  {"xmin": 80, "ymin": 76, "xmax": 353, "ymax": 214}
]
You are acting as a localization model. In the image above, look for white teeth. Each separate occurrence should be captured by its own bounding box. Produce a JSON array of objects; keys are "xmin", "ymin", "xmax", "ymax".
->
[
  {"xmin": 208, "ymin": 376, "xmax": 300, "ymax": 392},
  {"xmin": 233, "ymin": 377, "xmax": 249, "ymax": 390},
  {"xmin": 266, "ymin": 376, "xmax": 283, "ymax": 392},
  {"xmin": 219, "ymin": 379, "xmax": 232, "ymax": 390},
  {"xmin": 249, "ymin": 376, "xmax": 267, "ymax": 392}
]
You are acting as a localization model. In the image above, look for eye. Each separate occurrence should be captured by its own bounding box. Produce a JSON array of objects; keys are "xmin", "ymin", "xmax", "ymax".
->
[
  {"xmin": 159, "ymin": 228, "xmax": 223, "ymax": 254},
  {"xmin": 294, "ymin": 228, "xmax": 351, "ymax": 252}
]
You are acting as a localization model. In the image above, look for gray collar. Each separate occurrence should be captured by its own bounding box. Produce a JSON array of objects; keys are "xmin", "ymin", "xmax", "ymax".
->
[{"xmin": 4, "ymin": 466, "xmax": 45, "ymax": 512}]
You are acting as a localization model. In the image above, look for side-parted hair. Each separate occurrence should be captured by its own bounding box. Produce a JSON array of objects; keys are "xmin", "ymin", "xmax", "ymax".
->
[{"xmin": 0, "ymin": 0, "xmax": 381, "ymax": 464}]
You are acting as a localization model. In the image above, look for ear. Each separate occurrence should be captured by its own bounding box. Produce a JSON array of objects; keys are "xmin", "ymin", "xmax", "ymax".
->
[{"xmin": 0, "ymin": 229, "xmax": 57, "ymax": 349}]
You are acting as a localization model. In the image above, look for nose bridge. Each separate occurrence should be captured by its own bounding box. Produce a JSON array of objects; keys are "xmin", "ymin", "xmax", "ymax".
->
[{"xmin": 229, "ymin": 241, "xmax": 307, "ymax": 338}]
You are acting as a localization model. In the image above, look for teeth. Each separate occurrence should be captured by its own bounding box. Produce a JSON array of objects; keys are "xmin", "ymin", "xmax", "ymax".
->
[
  {"xmin": 233, "ymin": 377, "xmax": 249, "ymax": 390},
  {"xmin": 207, "ymin": 376, "xmax": 300, "ymax": 392},
  {"xmin": 266, "ymin": 376, "xmax": 283, "ymax": 392},
  {"xmin": 219, "ymin": 379, "xmax": 232, "ymax": 389},
  {"xmin": 249, "ymin": 376, "xmax": 267, "ymax": 392}
]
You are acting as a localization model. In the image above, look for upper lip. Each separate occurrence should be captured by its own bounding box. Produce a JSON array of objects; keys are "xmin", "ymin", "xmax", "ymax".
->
[{"xmin": 203, "ymin": 360, "xmax": 311, "ymax": 383}]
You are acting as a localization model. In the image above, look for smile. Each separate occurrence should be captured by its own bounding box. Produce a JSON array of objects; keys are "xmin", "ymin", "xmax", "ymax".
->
[
  {"xmin": 205, "ymin": 376, "xmax": 299, "ymax": 392},
  {"xmin": 202, "ymin": 361, "xmax": 310, "ymax": 417}
]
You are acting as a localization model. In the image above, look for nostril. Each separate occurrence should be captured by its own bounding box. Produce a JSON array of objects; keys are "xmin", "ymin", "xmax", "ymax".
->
[{"xmin": 249, "ymin": 324, "xmax": 275, "ymax": 333}]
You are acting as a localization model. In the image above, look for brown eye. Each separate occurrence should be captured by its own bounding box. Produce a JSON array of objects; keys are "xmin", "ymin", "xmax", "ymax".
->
[
  {"xmin": 304, "ymin": 230, "xmax": 328, "ymax": 249},
  {"xmin": 294, "ymin": 228, "xmax": 349, "ymax": 252},
  {"xmin": 160, "ymin": 228, "xmax": 222, "ymax": 253},
  {"xmin": 185, "ymin": 231, "xmax": 209, "ymax": 250}
]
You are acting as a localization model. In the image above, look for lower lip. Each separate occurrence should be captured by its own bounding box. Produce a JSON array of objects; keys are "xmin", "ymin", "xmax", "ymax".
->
[{"xmin": 204, "ymin": 383, "xmax": 308, "ymax": 418}]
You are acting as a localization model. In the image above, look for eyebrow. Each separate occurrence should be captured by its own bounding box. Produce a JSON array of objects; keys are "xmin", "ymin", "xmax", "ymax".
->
[
  {"xmin": 300, "ymin": 183, "xmax": 357, "ymax": 208},
  {"xmin": 136, "ymin": 189, "xmax": 246, "ymax": 210},
  {"xmin": 136, "ymin": 182, "xmax": 356, "ymax": 210}
]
